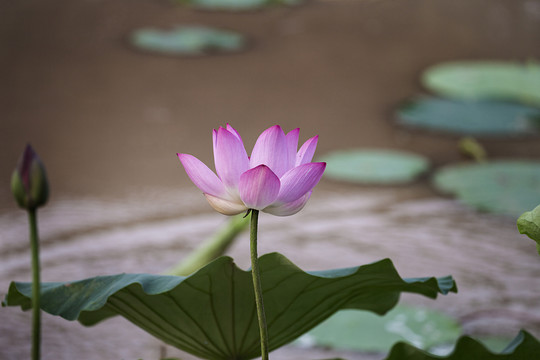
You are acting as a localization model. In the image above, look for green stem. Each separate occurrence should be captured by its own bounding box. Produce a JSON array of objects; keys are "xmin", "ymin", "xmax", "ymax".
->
[
  {"xmin": 249, "ymin": 210, "xmax": 269, "ymax": 360},
  {"xmin": 28, "ymin": 208, "xmax": 41, "ymax": 360},
  {"xmin": 166, "ymin": 214, "xmax": 249, "ymax": 276}
]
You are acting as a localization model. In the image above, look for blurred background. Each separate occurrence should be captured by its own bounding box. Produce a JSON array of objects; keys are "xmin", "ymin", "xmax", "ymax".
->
[{"xmin": 2, "ymin": 0, "xmax": 540, "ymax": 359}]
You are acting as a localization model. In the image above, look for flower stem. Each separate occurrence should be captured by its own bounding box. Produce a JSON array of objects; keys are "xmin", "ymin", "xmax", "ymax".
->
[
  {"xmin": 28, "ymin": 208, "xmax": 41, "ymax": 360},
  {"xmin": 249, "ymin": 209, "xmax": 269, "ymax": 360}
]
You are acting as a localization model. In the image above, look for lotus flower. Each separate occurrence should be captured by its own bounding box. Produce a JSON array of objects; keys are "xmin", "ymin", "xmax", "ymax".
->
[{"xmin": 178, "ymin": 125, "xmax": 326, "ymax": 216}]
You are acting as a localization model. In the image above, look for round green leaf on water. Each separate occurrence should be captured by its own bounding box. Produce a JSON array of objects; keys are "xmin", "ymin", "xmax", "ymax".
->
[
  {"xmin": 130, "ymin": 26, "xmax": 245, "ymax": 56},
  {"xmin": 297, "ymin": 306, "xmax": 461, "ymax": 352},
  {"xmin": 320, "ymin": 149, "xmax": 430, "ymax": 184},
  {"xmin": 178, "ymin": 0, "xmax": 302, "ymax": 11},
  {"xmin": 396, "ymin": 97, "xmax": 540, "ymax": 137},
  {"xmin": 422, "ymin": 61, "xmax": 540, "ymax": 106},
  {"xmin": 189, "ymin": 0, "xmax": 266, "ymax": 10},
  {"xmin": 433, "ymin": 161, "xmax": 540, "ymax": 217}
]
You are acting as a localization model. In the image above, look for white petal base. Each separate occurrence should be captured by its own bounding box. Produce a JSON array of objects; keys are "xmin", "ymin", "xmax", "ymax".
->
[{"xmin": 205, "ymin": 194, "xmax": 247, "ymax": 216}]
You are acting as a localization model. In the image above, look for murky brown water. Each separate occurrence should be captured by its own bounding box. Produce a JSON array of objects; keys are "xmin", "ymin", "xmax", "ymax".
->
[
  {"xmin": 2, "ymin": 186, "xmax": 540, "ymax": 359},
  {"xmin": 2, "ymin": 0, "xmax": 540, "ymax": 359}
]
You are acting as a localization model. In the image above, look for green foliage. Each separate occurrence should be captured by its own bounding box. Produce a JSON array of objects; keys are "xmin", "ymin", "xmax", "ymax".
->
[
  {"xmin": 517, "ymin": 204, "xmax": 540, "ymax": 255},
  {"xmin": 422, "ymin": 61, "xmax": 540, "ymax": 106},
  {"xmin": 433, "ymin": 161, "xmax": 540, "ymax": 216},
  {"xmin": 385, "ymin": 330, "xmax": 540, "ymax": 360},
  {"xmin": 517, "ymin": 205, "xmax": 540, "ymax": 242},
  {"xmin": 320, "ymin": 149, "xmax": 430, "ymax": 185},
  {"xmin": 396, "ymin": 97, "xmax": 540, "ymax": 137},
  {"xmin": 130, "ymin": 26, "xmax": 246, "ymax": 56},
  {"xmin": 3, "ymin": 253, "xmax": 456, "ymax": 360},
  {"xmin": 298, "ymin": 306, "xmax": 461, "ymax": 352}
]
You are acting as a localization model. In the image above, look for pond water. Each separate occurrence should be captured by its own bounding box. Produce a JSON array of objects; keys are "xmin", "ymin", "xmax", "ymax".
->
[
  {"xmin": 1, "ymin": 0, "xmax": 540, "ymax": 359},
  {"xmin": 2, "ymin": 185, "xmax": 539, "ymax": 359}
]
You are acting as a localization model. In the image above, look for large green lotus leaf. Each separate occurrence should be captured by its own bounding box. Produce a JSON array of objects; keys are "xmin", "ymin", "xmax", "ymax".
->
[
  {"xmin": 385, "ymin": 330, "xmax": 540, "ymax": 360},
  {"xmin": 422, "ymin": 61, "xmax": 540, "ymax": 106},
  {"xmin": 297, "ymin": 306, "xmax": 461, "ymax": 352},
  {"xmin": 396, "ymin": 97, "xmax": 540, "ymax": 137},
  {"xmin": 320, "ymin": 149, "xmax": 430, "ymax": 184},
  {"xmin": 517, "ymin": 204, "xmax": 540, "ymax": 255},
  {"xmin": 130, "ymin": 26, "xmax": 245, "ymax": 56},
  {"xmin": 433, "ymin": 161, "xmax": 540, "ymax": 217},
  {"xmin": 3, "ymin": 253, "xmax": 456, "ymax": 360}
]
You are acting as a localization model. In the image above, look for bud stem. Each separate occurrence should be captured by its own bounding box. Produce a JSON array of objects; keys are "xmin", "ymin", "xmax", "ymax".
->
[
  {"xmin": 249, "ymin": 209, "xmax": 269, "ymax": 360},
  {"xmin": 28, "ymin": 208, "xmax": 41, "ymax": 360}
]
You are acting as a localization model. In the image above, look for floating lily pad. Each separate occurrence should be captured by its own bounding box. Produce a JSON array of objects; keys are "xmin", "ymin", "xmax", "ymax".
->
[
  {"xmin": 3, "ymin": 253, "xmax": 456, "ymax": 360},
  {"xmin": 396, "ymin": 97, "xmax": 540, "ymax": 137},
  {"xmin": 296, "ymin": 306, "xmax": 461, "ymax": 352},
  {"xmin": 188, "ymin": 0, "xmax": 266, "ymax": 10},
  {"xmin": 433, "ymin": 161, "xmax": 540, "ymax": 216},
  {"xmin": 386, "ymin": 330, "xmax": 540, "ymax": 360},
  {"xmin": 130, "ymin": 26, "xmax": 246, "ymax": 56},
  {"xmin": 188, "ymin": 0, "xmax": 265, "ymax": 10},
  {"xmin": 422, "ymin": 61, "xmax": 540, "ymax": 106},
  {"xmin": 320, "ymin": 149, "xmax": 430, "ymax": 184},
  {"xmin": 175, "ymin": 0, "xmax": 302, "ymax": 11},
  {"xmin": 475, "ymin": 337, "xmax": 520, "ymax": 353}
]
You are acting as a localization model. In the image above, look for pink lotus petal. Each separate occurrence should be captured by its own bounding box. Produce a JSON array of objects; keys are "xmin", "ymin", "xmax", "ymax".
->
[
  {"xmin": 205, "ymin": 194, "xmax": 247, "ymax": 215},
  {"xmin": 239, "ymin": 165, "xmax": 280, "ymax": 210},
  {"xmin": 214, "ymin": 127, "xmax": 250, "ymax": 190},
  {"xmin": 250, "ymin": 125, "xmax": 289, "ymax": 177},
  {"xmin": 277, "ymin": 162, "xmax": 326, "ymax": 203},
  {"xmin": 286, "ymin": 128, "xmax": 300, "ymax": 170},
  {"xmin": 263, "ymin": 191, "xmax": 312, "ymax": 216},
  {"xmin": 178, "ymin": 154, "xmax": 226, "ymax": 197},
  {"xmin": 212, "ymin": 129, "xmax": 218, "ymax": 156},
  {"xmin": 226, "ymin": 124, "xmax": 243, "ymax": 143},
  {"xmin": 296, "ymin": 135, "xmax": 319, "ymax": 166}
]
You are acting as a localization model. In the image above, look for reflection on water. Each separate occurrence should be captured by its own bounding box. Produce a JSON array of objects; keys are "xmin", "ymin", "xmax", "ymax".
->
[{"xmin": 1, "ymin": 185, "xmax": 539, "ymax": 359}]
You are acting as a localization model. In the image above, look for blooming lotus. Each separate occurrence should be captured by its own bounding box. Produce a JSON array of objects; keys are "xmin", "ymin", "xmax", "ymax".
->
[{"xmin": 178, "ymin": 125, "xmax": 326, "ymax": 216}]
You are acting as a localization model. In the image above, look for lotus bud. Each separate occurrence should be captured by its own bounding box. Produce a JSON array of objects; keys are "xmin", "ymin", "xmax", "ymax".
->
[{"xmin": 11, "ymin": 144, "xmax": 49, "ymax": 210}]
